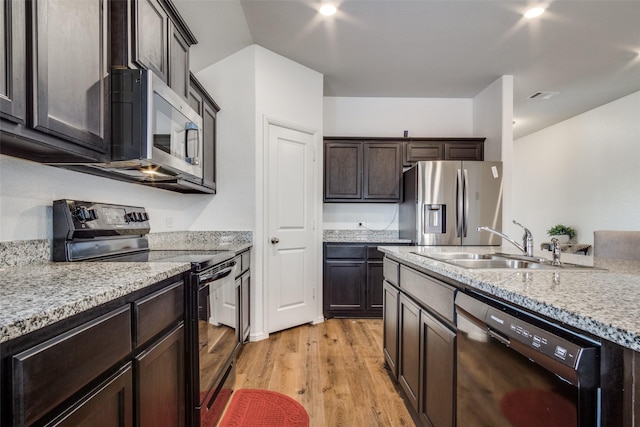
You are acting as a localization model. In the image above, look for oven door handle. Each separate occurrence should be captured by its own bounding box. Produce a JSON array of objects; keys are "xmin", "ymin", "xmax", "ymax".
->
[{"xmin": 199, "ymin": 263, "xmax": 236, "ymax": 285}]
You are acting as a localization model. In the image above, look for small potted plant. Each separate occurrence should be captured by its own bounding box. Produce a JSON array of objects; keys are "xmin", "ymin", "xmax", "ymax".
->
[{"xmin": 546, "ymin": 224, "xmax": 576, "ymax": 244}]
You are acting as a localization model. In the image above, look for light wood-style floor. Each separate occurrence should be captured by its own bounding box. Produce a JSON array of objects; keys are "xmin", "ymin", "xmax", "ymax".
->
[{"xmin": 233, "ymin": 318, "xmax": 416, "ymax": 427}]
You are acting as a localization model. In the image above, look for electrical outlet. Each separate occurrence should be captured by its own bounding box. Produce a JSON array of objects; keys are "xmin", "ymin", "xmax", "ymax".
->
[
  {"xmin": 358, "ymin": 221, "xmax": 366, "ymax": 227},
  {"xmin": 166, "ymin": 217, "xmax": 174, "ymax": 228}
]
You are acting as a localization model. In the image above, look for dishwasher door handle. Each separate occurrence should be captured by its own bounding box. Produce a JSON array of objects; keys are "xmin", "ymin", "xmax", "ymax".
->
[{"xmin": 488, "ymin": 329, "xmax": 511, "ymax": 346}]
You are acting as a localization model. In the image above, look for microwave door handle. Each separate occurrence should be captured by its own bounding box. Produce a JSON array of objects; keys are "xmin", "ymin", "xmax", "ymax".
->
[{"xmin": 184, "ymin": 122, "xmax": 200, "ymax": 165}]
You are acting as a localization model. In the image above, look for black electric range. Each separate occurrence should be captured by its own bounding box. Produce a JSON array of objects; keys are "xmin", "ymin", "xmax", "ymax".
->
[
  {"xmin": 52, "ymin": 199, "xmax": 242, "ymax": 426},
  {"xmin": 52, "ymin": 199, "xmax": 234, "ymax": 270}
]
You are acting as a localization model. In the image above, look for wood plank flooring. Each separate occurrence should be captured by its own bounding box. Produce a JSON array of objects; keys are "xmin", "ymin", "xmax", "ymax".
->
[{"xmin": 233, "ymin": 318, "xmax": 416, "ymax": 427}]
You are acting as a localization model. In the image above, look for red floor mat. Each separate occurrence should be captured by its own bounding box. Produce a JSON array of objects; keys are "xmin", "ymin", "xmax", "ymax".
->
[{"xmin": 218, "ymin": 389, "xmax": 309, "ymax": 427}]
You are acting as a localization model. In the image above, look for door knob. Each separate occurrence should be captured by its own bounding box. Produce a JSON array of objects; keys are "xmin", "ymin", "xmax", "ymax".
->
[{"xmin": 271, "ymin": 237, "xmax": 280, "ymax": 244}]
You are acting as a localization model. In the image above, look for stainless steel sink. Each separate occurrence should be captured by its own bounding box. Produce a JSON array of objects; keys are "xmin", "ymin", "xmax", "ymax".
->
[{"xmin": 411, "ymin": 251, "xmax": 603, "ymax": 270}]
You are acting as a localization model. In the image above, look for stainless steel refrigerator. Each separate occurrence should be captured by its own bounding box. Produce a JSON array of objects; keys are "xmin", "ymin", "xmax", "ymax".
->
[{"xmin": 399, "ymin": 161, "xmax": 503, "ymax": 245}]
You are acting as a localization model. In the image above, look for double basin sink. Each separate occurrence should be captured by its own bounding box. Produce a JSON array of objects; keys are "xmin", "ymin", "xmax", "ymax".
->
[{"xmin": 412, "ymin": 251, "xmax": 602, "ymax": 270}]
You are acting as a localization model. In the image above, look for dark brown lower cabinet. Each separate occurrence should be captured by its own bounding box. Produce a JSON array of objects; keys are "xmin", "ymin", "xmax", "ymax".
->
[
  {"xmin": 383, "ymin": 280, "xmax": 399, "ymax": 379},
  {"xmin": 383, "ymin": 257, "xmax": 456, "ymax": 427},
  {"xmin": 1, "ymin": 276, "xmax": 186, "ymax": 426},
  {"xmin": 398, "ymin": 294, "xmax": 421, "ymax": 412},
  {"xmin": 420, "ymin": 310, "xmax": 455, "ymax": 427},
  {"xmin": 45, "ymin": 363, "xmax": 133, "ymax": 427},
  {"xmin": 135, "ymin": 324, "xmax": 185, "ymax": 426},
  {"xmin": 323, "ymin": 243, "xmax": 391, "ymax": 318}
]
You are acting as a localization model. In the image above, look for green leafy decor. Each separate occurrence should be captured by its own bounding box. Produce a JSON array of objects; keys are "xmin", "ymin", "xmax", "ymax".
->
[{"xmin": 546, "ymin": 224, "xmax": 576, "ymax": 240}]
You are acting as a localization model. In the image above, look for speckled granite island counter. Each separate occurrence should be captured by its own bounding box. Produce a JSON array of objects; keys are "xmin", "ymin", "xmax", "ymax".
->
[
  {"xmin": 380, "ymin": 245, "xmax": 640, "ymax": 426},
  {"xmin": 379, "ymin": 245, "xmax": 640, "ymax": 351}
]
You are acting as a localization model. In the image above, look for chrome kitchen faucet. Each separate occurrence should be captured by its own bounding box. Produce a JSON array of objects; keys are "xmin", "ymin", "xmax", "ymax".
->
[{"xmin": 478, "ymin": 220, "xmax": 534, "ymax": 257}]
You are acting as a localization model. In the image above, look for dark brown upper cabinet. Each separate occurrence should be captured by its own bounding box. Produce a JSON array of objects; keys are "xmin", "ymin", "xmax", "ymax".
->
[
  {"xmin": 324, "ymin": 141, "xmax": 363, "ymax": 200},
  {"xmin": 121, "ymin": 0, "xmax": 197, "ymax": 98},
  {"xmin": 188, "ymin": 73, "xmax": 220, "ymax": 193},
  {"xmin": 404, "ymin": 137, "xmax": 484, "ymax": 166},
  {"xmin": 133, "ymin": 0, "xmax": 169, "ymax": 82},
  {"xmin": 324, "ymin": 138, "xmax": 402, "ymax": 202},
  {"xmin": 1, "ymin": 0, "xmax": 110, "ymax": 163},
  {"xmin": 31, "ymin": 0, "xmax": 109, "ymax": 154},
  {"xmin": 364, "ymin": 142, "xmax": 403, "ymax": 200},
  {"xmin": 0, "ymin": 0, "xmax": 27, "ymax": 125}
]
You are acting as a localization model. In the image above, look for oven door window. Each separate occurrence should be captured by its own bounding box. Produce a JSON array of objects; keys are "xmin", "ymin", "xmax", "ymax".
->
[
  {"xmin": 456, "ymin": 313, "xmax": 580, "ymax": 427},
  {"xmin": 198, "ymin": 278, "xmax": 238, "ymax": 401}
]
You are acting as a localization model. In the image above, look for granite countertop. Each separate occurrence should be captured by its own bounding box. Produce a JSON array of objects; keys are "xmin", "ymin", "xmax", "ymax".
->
[
  {"xmin": 0, "ymin": 231, "xmax": 253, "ymax": 344},
  {"xmin": 323, "ymin": 229, "xmax": 412, "ymax": 243},
  {"xmin": 0, "ymin": 261, "xmax": 191, "ymax": 343},
  {"xmin": 379, "ymin": 245, "xmax": 640, "ymax": 352}
]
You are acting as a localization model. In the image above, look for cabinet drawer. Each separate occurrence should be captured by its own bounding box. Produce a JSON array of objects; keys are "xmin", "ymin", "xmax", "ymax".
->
[
  {"xmin": 383, "ymin": 258, "xmax": 400, "ymax": 285},
  {"xmin": 325, "ymin": 245, "xmax": 366, "ymax": 260},
  {"xmin": 399, "ymin": 266, "xmax": 455, "ymax": 323},
  {"xmin": 12, "ymin": 305, "xmax": 132, "ymax": 426},
  {"xmin": 134, "ymin": 281, "xmax": 184, "ymax": 347}
]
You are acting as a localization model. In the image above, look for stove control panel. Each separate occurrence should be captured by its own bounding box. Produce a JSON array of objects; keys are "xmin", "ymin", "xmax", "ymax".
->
[{"xmin": 53, "ymin": 199, "xmax": 151, "ymax": 239}]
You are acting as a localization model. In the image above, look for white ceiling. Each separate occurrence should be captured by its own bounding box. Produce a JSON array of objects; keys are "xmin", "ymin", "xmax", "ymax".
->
[{"xmin": 173, "ymin": 0, "xmax": 640, "ymax": 139}]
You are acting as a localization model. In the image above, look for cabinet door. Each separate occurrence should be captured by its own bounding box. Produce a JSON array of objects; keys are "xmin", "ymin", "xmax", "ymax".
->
[
  {"xmin": 45, "ymin": 364, "xmax": 133, "ymax": 427},
  {"xmin": 201, "ymin": 100, "xmax": 218, "ymax": 191},
  {"xmin": 134, "ymin": 0, "xmax": 168, "ymax": 82},
  {"xmin": 239, "ymin": 272, "xmax": 251, "ymax": 343},
  {"xmin": 324, "ymin": 141, "xmax": 362, "ymax": 200},
  {"xmin": 420, "ymin": 310, "xmax": 455, "ymax": 427},
  {"xmin": 323, "ymin": 260, "xmax": 366, "ymax": 316},
  {"xmin": 363, "ymin": 142, "xmax": 402, "ymax": 201},
  {"xmin": 404, "ymin": 140, "xmax": 444, "ymax": 166},
  {"xmin": 0, "ymin": 0, "xmax": 26, "ymax": 124},
  {"xmin": 399, "ymin": 294, "xmax": 420, "ymax": 412},
  {"xmin": 444, "ymin": 140, "xmax": 484, "ymax": 160},
  {"xmin": 135, "ymin": 323, "xmax": 185, "ymax": 427},
  {"xmin": 367, "ymin": 260, "xmax": 384, "ymax": 313},
  {"xmin": 31, "ymin": 0, "xmax": 108, "ymax": 152},
  {"xmin": 189, "ymin": 75, "xmax": 219, "ymax": 192},
  {"xmin": 383, "ymin": 281, "xmax": 399, "ymax": 380},
  {"xmin": 169, "ymin": 23, "xmax": 189, "ymax": 101}
]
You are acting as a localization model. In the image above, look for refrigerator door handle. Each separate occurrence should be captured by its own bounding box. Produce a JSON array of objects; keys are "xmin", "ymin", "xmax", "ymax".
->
[
  {"xmin": 462, "ymin": 168, "xmax": 470, "ymax": 237},
  {"xmin": 456, "ymin": 168, "xmax": 464, "ymax": 237}
]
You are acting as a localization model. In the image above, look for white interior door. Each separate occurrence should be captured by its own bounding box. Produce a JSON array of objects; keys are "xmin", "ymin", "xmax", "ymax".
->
[{"xmin": 266, "ymin": 122, "xmax": 317, "ymax": 333}]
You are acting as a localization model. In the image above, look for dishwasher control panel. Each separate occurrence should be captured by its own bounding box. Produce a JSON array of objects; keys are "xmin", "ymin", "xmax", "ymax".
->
[{"xmin": 485, "ymin": 306, "xmax": 583, "ymax": 369}]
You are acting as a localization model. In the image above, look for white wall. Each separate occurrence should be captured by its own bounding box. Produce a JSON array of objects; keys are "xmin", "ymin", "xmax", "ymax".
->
[
  {"xmin": 323, "ymin": 97, "xmax": 474, "ymax": 138},
  {"xmin": 195, "ymin": 45, "xmax": 324, "ymax": 339},
  {"xmin": 473, "ymin": 76, "xmax": 514, "ymax": 235},
  {"xmin": 0, "ymin": 154, "xmax": 187, "ymax": 242},
  {"xmin": 187, "ymin": 47, "xmax": 257, "ymax": 231},
  {"xmin": 513, "ymin": 90, "xmax": 640, "ymax": 245}
]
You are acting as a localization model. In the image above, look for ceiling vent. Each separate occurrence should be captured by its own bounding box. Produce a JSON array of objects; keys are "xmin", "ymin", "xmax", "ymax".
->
[{"xmin": 528, "ymin": 91, "xmax": 559, "ymax": 100}]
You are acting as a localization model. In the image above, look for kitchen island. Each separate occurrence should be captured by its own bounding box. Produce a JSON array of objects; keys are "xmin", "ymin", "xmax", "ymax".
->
[{"xmin": 379, "ymin": 245, "xmax": 640, "ymax": 426}]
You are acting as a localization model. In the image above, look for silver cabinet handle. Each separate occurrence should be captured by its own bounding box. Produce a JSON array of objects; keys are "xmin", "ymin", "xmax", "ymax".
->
[{"xmin": 271, "ymin": 237, "xmax": 280, "ymax": 244}]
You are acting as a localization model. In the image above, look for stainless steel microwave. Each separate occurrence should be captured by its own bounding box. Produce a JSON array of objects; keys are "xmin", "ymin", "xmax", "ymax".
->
[{"xmin": 105, "ymin": 68, "xmax": 204, "ymax": 184}]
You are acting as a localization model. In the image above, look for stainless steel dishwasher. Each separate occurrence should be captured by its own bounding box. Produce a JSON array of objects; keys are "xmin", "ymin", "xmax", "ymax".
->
[{"xmin": 455, "ymin": 291, "xmax": 600, "ymax": 426}]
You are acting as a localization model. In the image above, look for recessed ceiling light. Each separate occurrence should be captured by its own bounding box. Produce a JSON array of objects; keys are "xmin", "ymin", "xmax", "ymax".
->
[
  {"xmin": 524, "ymin": 7, "xmax": 545, "ymax": 19},
  {"xmin": 319, "ymin": 4, "xmax": 337, "ymax": 16}
]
